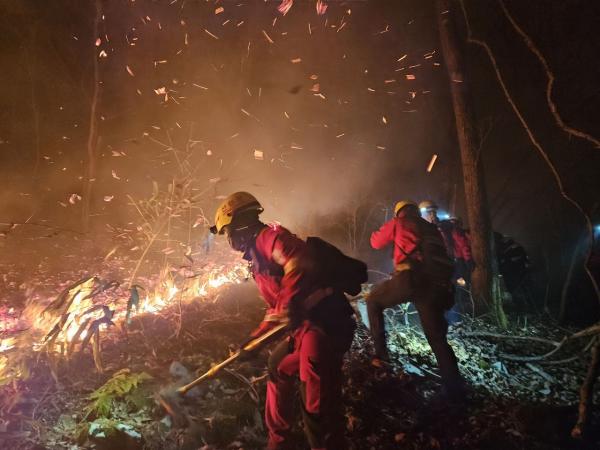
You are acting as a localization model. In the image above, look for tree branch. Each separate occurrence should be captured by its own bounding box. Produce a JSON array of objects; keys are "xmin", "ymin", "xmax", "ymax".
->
[{"xmin": 498, "ymin": 0, "xmax": 600, "ymax": 149}]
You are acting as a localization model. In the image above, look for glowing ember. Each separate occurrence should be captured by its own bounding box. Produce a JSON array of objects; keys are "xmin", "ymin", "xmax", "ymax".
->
[{"xmin": 0, "ymin": 337, "xmax": 16, "ymax": 353}]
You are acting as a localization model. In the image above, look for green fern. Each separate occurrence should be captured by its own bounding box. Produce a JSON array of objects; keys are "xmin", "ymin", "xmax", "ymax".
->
[{"xmin": 85, "ymin": 368, "xmax": 153, "ymax": 419}]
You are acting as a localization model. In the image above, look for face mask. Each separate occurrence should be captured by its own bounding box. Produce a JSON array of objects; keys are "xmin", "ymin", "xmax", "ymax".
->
[{"xmin": 226, "ymin": 226, "xmax": 252, "ymax": 252}]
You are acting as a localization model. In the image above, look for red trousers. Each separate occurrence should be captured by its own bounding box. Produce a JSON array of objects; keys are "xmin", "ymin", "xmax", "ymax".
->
[{"xmin": 265, "ymin": 319, "xmax": 354, "ymax": 450}]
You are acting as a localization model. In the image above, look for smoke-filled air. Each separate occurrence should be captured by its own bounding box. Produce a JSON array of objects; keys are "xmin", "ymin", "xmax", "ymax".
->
[{"xmin": 1, "ymin": 1, "xmax": 600, "ymax": 449}]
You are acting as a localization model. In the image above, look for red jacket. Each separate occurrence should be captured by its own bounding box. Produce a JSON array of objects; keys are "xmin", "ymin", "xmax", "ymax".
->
[
  {"xmin": 249, "ymin": 224, "xmax": 309, "ymax": 336},
  {"xmin": 438, "ymin": 220, "xmax": 472, "ymax": 261},
  {"xmin": 370, "ymin": 213, "xmax": 424, "ymax": 265}
]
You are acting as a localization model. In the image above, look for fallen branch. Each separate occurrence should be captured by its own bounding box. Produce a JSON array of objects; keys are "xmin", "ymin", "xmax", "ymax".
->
[
  {"xmin": 570, "ymin": 322, "xmax": 600, "ymax": 339},
  {"xmin": 464, "ymin": 329, "xmax": 599, "ymax": 364},
  {"xmin": 525, "ymin": 362, "xmax": 554, "ymax": 383},
  {"xmin": 499, "ymin": 336, "xmax": 567, "ymax": 362},
  {"xmin": 539, "ymin": 337, "xmax": 597, "ymax": 365},
  {"xmin": 461, "ymin": 331, "xmax": 561, "ymax": 347},
  {"xmin": 539, "ymin": 355, "xmax": 580, "ymax": 366}
]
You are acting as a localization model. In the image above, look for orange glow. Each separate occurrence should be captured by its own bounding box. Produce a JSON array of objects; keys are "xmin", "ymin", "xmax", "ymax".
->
[{"xmin": 1, "ymin": 261, "xmax": 248, "ymax": 372}]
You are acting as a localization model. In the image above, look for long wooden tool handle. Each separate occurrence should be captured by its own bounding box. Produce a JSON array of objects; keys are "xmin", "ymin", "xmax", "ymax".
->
[{"xmin": 177, "ymin": 322, "xmax": 288, "ymax": 396}]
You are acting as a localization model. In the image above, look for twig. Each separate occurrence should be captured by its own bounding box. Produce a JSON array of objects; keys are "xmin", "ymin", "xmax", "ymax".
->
[
  {"xmin": 224, "ymin": 368, "xmax": 260, "ymax": 404},
  {"xmin": 175, "ymin": 291, "xmax": 184, "ymax": 339},
  {"xmin": 127, "ymin": 219, "xmax": 168, "ymax": 288},
  {"xmin": 31, "ymin": 382, "xmax": 53, "ymax": 420}
]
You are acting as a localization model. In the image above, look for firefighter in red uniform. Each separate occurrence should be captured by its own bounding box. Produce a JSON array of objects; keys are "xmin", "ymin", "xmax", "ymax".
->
[
  {"xmin": 419, "ymin": 200, "xmax": 474, "ymax": 283},
  {"xmin": 210, "ymin": 192, "xmax": 356, "ymax": 450},
  {"xmin": 420, "ymin": 201, "xmax": 474, "ymax": 314},
  {"xmin": 367, "ymin": 200, "xmax": 465, "ymax": 399}
]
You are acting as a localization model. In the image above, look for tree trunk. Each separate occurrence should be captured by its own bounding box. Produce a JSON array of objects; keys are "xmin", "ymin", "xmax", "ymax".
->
[
  {"xmin": 81, "ymin": 0, "xmax": 102, "ymax": 232},
  {"xmin": 571, "ymin": 337, "xmax": 600, "ymax": 438},
  {"xmin": 26, "ymin": 25, "xmax": 40, "ymax": 183},
  {"xmin": 436, "ymin": 0, "xmax": 505, "ymax": 324}
]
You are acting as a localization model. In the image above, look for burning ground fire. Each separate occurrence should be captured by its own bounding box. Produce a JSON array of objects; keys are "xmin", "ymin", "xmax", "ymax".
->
[{"xmin": 0, "ymin": 261, "xmax": 248, "ymax": 378}]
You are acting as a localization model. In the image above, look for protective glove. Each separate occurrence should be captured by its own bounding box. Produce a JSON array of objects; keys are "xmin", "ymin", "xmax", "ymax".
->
[{"xmin": 240, "ymin": 313, "xmax": 289, "ymax": 360}]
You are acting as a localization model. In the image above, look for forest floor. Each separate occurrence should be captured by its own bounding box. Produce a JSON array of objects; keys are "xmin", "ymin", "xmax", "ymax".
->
[{"xmin": 1, "ymin": 228, "xmax": 599, "ymax": 450}]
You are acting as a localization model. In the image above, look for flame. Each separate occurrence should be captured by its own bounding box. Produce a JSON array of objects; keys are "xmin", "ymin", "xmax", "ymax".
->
[
  {"xmin": 0, "ymin": 337, "xmax": 16, "ymax": 353},
  {"xmin": 0, "ymin": 260, "xmax": 248, "ymax": 382},
  {"xmin": 34, "ymin": 278, "xmax": 99, "ymax": 348},
  {"xmin": 144, "ymin": 263, "xmax": 247, "ymax": 311}
]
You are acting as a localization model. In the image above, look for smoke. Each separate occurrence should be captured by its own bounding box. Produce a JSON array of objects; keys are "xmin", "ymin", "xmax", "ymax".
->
[{"xmin": 1, "ymin": 0, "xmax": 447, "ymax": 246}]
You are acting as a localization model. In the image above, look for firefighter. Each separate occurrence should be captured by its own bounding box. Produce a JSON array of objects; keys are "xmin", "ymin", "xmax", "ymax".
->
[
  {"xmin": 367, "ymin": 200, "xmax": 465, "ymax": 399},
  {"xmin": 419, "ymin": 200, "xmax": 442, "ymax": 225},
  {"xmin": 419, "ymin": 201, "xmax": 474, "ymax": 306},
  {"xmin": 210, "ymin": 192, "xmax": 356, "ymax": 450},
  {"xmin": 493, "ymin": 231, "xmax": 533, "ymax": 306},
  {"xmin": 418, "ymin": 201, "xmax": 473, "ymax": 268}
]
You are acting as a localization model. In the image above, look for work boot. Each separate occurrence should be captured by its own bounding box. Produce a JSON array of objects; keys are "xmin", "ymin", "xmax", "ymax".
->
[
  {"xmin": 366, "ymin": 300, "xmax": 390, "ymax": 361},
  {"xmin": 427, "ymin": 382, "xmax": 469, "ymax": 411}
]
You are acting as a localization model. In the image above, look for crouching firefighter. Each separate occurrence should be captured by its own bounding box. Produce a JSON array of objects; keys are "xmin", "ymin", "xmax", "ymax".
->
[
  {"xmin": 210, "ymin": 192, "xmax": 367, "ymax": 450},
  {"xmin": 367, "ymin": 200, "xmax": 465, "ymax": 400}
]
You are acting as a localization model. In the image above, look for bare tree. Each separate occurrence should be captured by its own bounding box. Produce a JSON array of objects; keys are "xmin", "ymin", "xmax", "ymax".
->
[
  {"xmin": 81, "ymin": 0, "xmax": 102, "ymax": 232},
  {"xmin": 436, "ymin": 0, "xmax": 506, "ymax": 325}
]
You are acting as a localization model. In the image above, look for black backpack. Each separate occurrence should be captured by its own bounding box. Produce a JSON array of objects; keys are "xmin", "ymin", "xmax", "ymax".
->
[
  {"xmin": 415, "ymin": 219, "xmax": 455, "ymax": 286},
  {"xmin": 305, "ymin": 237, "xmax": 368, "ymax": 296}
]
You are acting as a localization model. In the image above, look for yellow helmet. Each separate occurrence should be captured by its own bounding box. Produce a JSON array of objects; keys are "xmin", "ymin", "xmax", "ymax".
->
[
  {"xmin": 394, "ymin": 200, "xmax": 417, "ymax": 216},
  {"xmin": 210, "ymin": 192, "xmax": 263, "ymax": 234},
  {"xmin": 418, "ymin": 200, "xmax": 438, "ymax": 212}
]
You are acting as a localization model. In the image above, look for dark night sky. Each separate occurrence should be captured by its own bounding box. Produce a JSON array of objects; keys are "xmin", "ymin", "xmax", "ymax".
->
[{"xmin": 1, "ymin": 0, "xmax": 599, "ymax": 316}]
